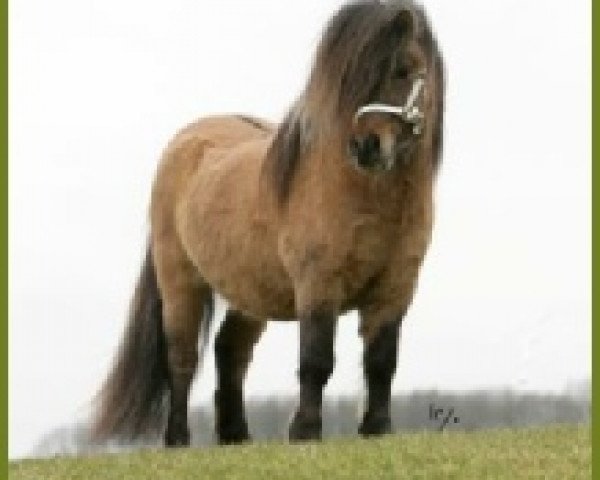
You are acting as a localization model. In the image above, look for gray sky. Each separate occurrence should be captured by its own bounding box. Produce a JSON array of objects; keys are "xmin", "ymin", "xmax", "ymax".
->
[{"xmin": 9, "ymin": 0, "xmax": 590, "ymax": 459}]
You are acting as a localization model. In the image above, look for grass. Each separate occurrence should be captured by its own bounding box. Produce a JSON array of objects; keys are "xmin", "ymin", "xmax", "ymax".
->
[{"xmin": 10, "ymin": 424, "xmax": 590, "ymax": 480}]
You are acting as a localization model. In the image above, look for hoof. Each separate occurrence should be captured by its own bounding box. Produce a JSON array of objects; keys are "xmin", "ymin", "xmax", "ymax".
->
[
  {"xmin": 217, "ymin": 421, "xmax": 251, "ymax": 445},
  {"xmin": 358, "ymin": 414, "xmax": 392, "ymax": 437},
  {"xmin": 289, "ymin": 413, "xmax": 321, "ymax": 441},
  {"xmin": 164, "ymin": 425, "xmax": 190, "ymax": 447}
]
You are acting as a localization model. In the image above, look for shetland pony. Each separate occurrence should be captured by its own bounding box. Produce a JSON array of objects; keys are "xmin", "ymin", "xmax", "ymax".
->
[{"xmin": 93, "ymin": 0, "xmax": 444, "ymax": 445}]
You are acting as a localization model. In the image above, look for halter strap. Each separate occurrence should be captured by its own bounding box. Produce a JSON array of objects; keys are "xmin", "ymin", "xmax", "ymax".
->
[{"xmin": 354, "ymin": 73, "xmax": 426, "ymax": 135}]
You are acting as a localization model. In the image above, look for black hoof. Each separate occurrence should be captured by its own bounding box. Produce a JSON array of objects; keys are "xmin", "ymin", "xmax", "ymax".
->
[
  {"xmin": 289, "ymin": 413, "xmax": 322, "ymax": 441},
  {"xmin": 165, "ymin": 424, "xmax": 190, "ymax": 447},
  {"xmin": 217, "ymin": 421, "xmax": 251, "ymax": 445},
  {"xmin": 358, "ymin": 414, "xmax": 392, "ymax": 437}
]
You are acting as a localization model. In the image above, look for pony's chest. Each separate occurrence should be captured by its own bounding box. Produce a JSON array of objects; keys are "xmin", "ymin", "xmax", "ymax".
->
[
  {"xmin": 279, "ymin": 191, "xmax": 432, "ymax": 310},
  {"xmin": 279, "ymin": 212, "xmax": 396, "ymax": 286}
]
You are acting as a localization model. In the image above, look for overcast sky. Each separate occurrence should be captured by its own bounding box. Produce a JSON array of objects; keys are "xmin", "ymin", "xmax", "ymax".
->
[{"xmin": 9, "ymin": 0, "xmax": 590, "ymax": 459}]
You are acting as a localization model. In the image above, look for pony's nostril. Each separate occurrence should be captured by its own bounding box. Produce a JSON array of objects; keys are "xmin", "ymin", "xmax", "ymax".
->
[
  {"xmin": 364, "ymin": 134, "xmax": 380, "ymax": 156},
  {"xmin": 349, "ymin": 133, "xmax": 383, "ymax": 168}
]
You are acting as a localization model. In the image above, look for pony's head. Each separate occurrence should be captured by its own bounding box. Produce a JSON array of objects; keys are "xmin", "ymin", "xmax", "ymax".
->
[
  {"xmin": 349, "ymin": 37, "xmax": 427, "ymax": 172},
  {"xmin": 268, "ymin": 0, "xmax": 444, "ymax": 202},
  {"xmin": 308, "ymin": 0, "xmax": 442, "ymax": 172}
]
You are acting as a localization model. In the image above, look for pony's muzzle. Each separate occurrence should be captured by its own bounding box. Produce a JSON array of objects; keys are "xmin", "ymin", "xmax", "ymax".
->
[
  {"xmin": 349, "ymin": 130, "xmax": 400, "ymax": 172},
  {"xmin": 349, "ymin": 133, "xmax": 386, "ymax": 171}
]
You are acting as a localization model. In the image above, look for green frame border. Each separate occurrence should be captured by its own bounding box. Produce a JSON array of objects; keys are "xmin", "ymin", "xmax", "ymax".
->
[
  {"xmin": 593, "ymin": 0, "xmax": 597, "ymax": 474},
  {"xmin": 593, "ymin": 0, "xmax": 597, "ymax": 476},
  {"xmin": 2, "ymin": 0, "xmax": 7, "ymax": 475},
  {"xmin": 2, "ymin": 0, "xmax": 7, "ymax": 473}
]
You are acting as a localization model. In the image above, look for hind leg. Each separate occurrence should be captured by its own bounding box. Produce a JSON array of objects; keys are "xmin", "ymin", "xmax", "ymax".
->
[
  {"xmin": 154, "ymin": 242, "xmax": 209, "ymax": 447},
  {"xmin": 214, "ymin": 311, "xmax": 265, "ymax": 444},
  {"xmin": 162, "ymin": 288, "xmax": 208, "ymax": 447},
  {"xmin": 359, "ymin": 317, "xmax": 402, "ymax": 436}
]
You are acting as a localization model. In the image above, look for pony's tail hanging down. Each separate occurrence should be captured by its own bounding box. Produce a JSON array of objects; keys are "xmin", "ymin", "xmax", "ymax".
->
[{"xmin": 91, "ymin": 246, "xmax": 214, "ymax": 441}]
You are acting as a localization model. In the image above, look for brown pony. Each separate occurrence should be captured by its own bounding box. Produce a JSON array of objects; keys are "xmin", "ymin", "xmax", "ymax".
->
[{"xmin": 93, "ymin": 0, "xmax": 444, "ymax": 446}]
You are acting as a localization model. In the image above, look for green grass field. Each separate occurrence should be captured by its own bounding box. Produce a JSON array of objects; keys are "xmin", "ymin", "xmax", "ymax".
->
[{"xmin": 10, "ymin": 424, "xmax": 590, "ymax": 480}]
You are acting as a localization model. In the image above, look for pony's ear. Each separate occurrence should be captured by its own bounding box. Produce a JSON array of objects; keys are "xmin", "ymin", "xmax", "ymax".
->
[{"xmin": 391, "ymin": 9, "xmax": 415, "ymax": 39}]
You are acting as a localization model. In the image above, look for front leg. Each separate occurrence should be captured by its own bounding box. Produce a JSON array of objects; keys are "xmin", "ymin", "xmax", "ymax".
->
[
  {"xmin": 359, "ymin": 317, "xmax": 401, "ymax": 436},
  {"xmin": 289, "ymin": 309, "xmax": 337, "ymax": 441}
]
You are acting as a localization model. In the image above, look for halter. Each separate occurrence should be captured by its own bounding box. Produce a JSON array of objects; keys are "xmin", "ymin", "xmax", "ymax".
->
[{"xmin": 354, "ymin": 72, "xmax": 426, "ymax": 135}]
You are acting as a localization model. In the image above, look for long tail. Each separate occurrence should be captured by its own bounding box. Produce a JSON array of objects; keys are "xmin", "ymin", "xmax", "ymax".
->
[{"xmin": 92, "ymin": 247, "xmax": 214, "ymax": 440}]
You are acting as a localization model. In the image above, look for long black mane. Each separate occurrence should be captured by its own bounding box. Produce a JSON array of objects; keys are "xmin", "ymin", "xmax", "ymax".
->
[{"xmin": 268, "ymin": 0, "xmax": 445, "ymax": 202}]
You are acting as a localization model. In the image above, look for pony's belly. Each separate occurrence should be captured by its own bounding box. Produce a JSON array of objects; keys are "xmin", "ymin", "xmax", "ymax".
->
[
  {"xmin": 177, "ymin": 141, "xmax": 296, "ymax": 319},
  {"xmin": 193, "ymin": 244, "xmax": 296, "ymax": 319},
  {"xmin": 180, "ymin": 208, "xmax": 295, "ymax": 319}
]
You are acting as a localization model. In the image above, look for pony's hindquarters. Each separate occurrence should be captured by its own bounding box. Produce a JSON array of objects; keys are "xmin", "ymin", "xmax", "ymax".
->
[{"xmin": 91, "ymin": 247, "xmax": 214, "ymax": 442}]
